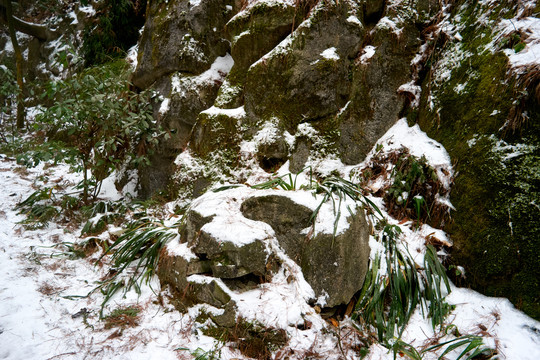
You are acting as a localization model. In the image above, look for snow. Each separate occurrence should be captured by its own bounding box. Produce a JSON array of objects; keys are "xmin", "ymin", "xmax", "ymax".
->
[
  {"xmin": 499, "ymin": 17, "xmax": 540, "ymax": 70},
  {"xmin": 252, "ymin": 119, "xmax": 280, "ymax": 145},
  {"xmin": 1, "ymin": 132, "xmax": 540, "ymax": 359},
  {"xmin": 320, "ymin": 47, "xmax": 340, "ymax": 60},
  {"xmin": 78, "ymin": 5, "xmax": 96, "ymax": 17},
  {"xmin": 158, "ymin": 97, "xmax": 170, "ymax": 117},
  {"xmin": 446, "ymin": 287, "xmax": 540, "ymax": 360},
  {"xmin": 200, "ymin": 105, "xmax": 246, "ymax": 118},
  {"xmin": 191, "ymin": 185, "xmax": 357, "ymax": 238},
  {"xmin": 171, "ymin": 54, "xmax": 234, "ymax": 96},
  {"xmin": 228, "ymin": 0, "xmax": 295, "ymax": 25},
  {"xmin": 126, "ymin": 44, "xmax": 139, "ymax": 69},
  {"xmin": 375, "ymin": 17, "xmax": 403, "ymax": 36},
  {"xmin": 360, "ymin": 45, "xmax": 377, "ymax": 64},
  {"xmin": 68, "ymin": 11, "xmax": 78, "ymax": 25},
  {"xmin": 347, "ymin": 15, "xmax": 363, "ymax": 27},
  {"xmin": 369, "ymin": 118, "xmax": 452, "ymax": 170},
  {"xmin": 164, "ymin": 236, "xmax": 197, "ymax": 260},
  {"xmin": 3, "ymin": 1, "xmax": 540, "ymax": 351},
  {"xmin": 398, "ymin": 81, "xmax": 422, "ymax": 107}
]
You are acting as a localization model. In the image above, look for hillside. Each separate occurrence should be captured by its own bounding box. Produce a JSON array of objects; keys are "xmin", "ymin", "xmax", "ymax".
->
[{"xmin": 0, "ymin": 0, "xmax": 539, "ymax": 359}]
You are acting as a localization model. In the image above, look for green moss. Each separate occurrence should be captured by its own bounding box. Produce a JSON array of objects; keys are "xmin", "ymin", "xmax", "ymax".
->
[
  {"xmin": 415, "ymin": 1, "xmax": 540, "ymax": 319},
  {"xmin": 192, "ymin": 111, "xmax": 241, "ymax": 158}
]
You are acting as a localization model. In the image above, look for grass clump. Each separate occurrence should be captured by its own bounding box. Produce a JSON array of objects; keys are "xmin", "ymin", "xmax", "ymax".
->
[
  {"xmin": 95, "ymin": 214, "xmax": 182, "ymax": 316},
  {"xmin": 81, "ymin": 200, "xmax": 130, "ymax": 236},
  {"xmin": 390, "ymin": 334, "xmax": 495, "ymax": 360},
  {"xmin": 15, "ymin": 187, "xmax": 59, "ymax": 229},
  {"xmin": 356, "ymin": 148, "xmax": 452, "ymax": 227},
  {"xmin": 353, "ymin": 222, "xmax": 451, "ymax": 344},
  {"xmin": 103, "ymin": 305, "xmax": 141, "ymax": 330}
]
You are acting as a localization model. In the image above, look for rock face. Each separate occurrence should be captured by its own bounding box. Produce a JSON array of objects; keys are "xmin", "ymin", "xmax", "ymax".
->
[
  {"xmin": 157, "ymin": 187, "xmax": 371, "ymax": 320},
  {"xmin": 131, "ymin": 0, "xmax": 234, "ymax": 90},
  {"xmin": 414, "ymin": 1, "xmax": 540, "ymax": 318},
  {"xmin": 133, "ymin": 0, "xmax": 430, "ymax": 196},
  {"xmin": 137, "ymin": 0, "xmax": 539, "ymax": 319}
]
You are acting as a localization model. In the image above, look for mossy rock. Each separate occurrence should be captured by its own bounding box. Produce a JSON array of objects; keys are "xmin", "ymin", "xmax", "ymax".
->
[
  {"xmin": 226, "ymin": 0, "xmax": 304, "ymax": 72},
  {"xmin": 339, "ymin": 21, "xmax": 421, "ymax": 164},
  {"xmin": 415, "ymin": 1, "xmax": 540, "ymax": 319},
  {"xmin": 132, "ymin": 0, "xmax": 234, "ymax": 89},
  {"xmin": 244, "ymin": 1, "xmax": 364, "ymax": 132},
  {"xmin": 191, "ymin": 108, "xmax": 243, "ymax": 158}
]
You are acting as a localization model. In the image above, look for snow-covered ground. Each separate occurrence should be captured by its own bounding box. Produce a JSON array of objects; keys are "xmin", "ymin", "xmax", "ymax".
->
[{"xmin": 1, "ymin": 118, "xmax": 540, "ymax": 360}]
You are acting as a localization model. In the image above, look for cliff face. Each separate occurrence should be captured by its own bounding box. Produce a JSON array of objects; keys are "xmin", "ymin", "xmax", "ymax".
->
[
  {"xmin": 133, "ymin": 0, "xmax": 540, "ymax": 319},
  {"xmin": 415, "ymin": 0, "xmax": 540, "ymax": 318}
]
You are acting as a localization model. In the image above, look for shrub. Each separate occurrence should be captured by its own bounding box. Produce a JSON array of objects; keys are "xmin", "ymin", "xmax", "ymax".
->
[
  {"xmin": 34, "ymin": 60, "xmax": 166, "ymax": 203},
  {"xmin": 0, "ymin": 65, "xmax": 18, "ymax": 142}
]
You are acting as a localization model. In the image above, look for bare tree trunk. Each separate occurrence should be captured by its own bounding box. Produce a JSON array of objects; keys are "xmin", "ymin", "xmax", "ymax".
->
[{"xmin": 5, "ymin": 0, "xmax": 25, "ymax": 129}]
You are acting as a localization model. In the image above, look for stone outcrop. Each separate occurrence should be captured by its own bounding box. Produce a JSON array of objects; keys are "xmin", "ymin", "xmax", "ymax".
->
[
  {"xmin": 157, "ymin": 187, "xmax": 371, "ymax": 320},
  {"xmin": 131, "ymin": 0, "xmax": 234, "ymax": 90},
  {"xmin": 134, "ymin": 0, "xmax": 430, "ymax": 195},
  {"xmin": 136, "ymin": 0, "xmax": 539, "ymax": 319},
  {"xmin": 414, "ymin": 0, "xmax": 540, "ymax": 318}
]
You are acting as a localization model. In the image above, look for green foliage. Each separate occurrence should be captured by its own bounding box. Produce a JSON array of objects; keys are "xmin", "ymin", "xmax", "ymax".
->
[
  {"xmin": 250, "ymin": 168, "xmax": 312, "ymax": 191},
  {"xmin": 177, "ymin": 346, "xmax": 222, "ymax": 360},
  {"xmin": 81, "ymin": 201, "xmax": 129, "ymax": 236},
  {"xmin": 391, "ymin": 335, "xmax": 494, "ymax": 360},
  {"xmin": 52, "ymin": 241, "xmax": 87, "ymax": 260},
  {"xmin": 82, "ymin": 0, "xmax": 146, "ymax": 66},
  {"xmin": 387, "ymin": 153, "xmax": 437, "ymax": 205},
  {"xmin": 353, "ymin": 223, "xmax": 451, "ymax": 343},
  {"xmin": 16, "ymin": 141, "xmax": 78, "ymax": 168},
  {"xmin": 513, "ymin": 42, "xmax": 526, "ymax": 53},
  {"xmin": 313, "ymin": 176, "xmax": 383, "ymax": 238},
  {"xmin": 385, "ymin": 151, "xmax": 442, "ymax": 225},
  {"xmin": 390, "ymin": 339, "xmax": 423, "ymax": 360},
  {"xmin": 0, "ymin": 65, "xmax": 18, "ymax": 142},
  {"xmin": 34, "ymin": 60, "xmax": 165, "ymax": 203},
  {"xmin": 15, "ymin": 188, "xmax": 59, "ymax": 229},
  {"xmin": 423, "ymin": 335, "xmax": 494, "ymax": 360},
  {"xmin": 96, "ymin": 215, "xmax": 181, "ymax": 316}
]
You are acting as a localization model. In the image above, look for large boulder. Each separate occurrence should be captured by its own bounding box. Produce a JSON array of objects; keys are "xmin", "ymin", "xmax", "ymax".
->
[
  {"xmin": 158, "ymin": 186, "xmax": 371, "ymax": 318},
  {"xmin": 241, "ymin": 194, "xmax": 371, "ymax": 307},
  {"xmin": 131, "ymin": 0, "xmax": 234, "ymax": 90}
]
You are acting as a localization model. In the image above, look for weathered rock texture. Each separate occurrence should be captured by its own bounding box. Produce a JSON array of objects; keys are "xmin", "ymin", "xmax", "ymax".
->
[
  {"xmin": 157, "ymin": 188, "xmax": 371, "ymax": 319},
  {"xmin": 414, "ymin": 1, "xmax": 540, "ymax": 318},
  {"xmin": 134, "ymin": 0, "xmax": 432, "ymax": 196},
  {"xmin": 131, "ymin": 0, "xmax": 234, "ymax": 90},
  {"xmin": 241, "ymin": 194, "xmax": 371, "ymax": 306},
  {"xmin": 136, "ymin": 0, "xmax": 539, "ymax": 319}
]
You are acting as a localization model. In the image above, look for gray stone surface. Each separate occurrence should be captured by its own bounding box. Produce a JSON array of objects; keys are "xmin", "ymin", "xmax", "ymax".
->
[
  {"xmin": 158, "ymin": 189, "xmax": 370, "ymax": 311},
  {"xmin": 241, "ymin": 194, "xmax": 371, "ymax": 307},
  {"xmin": 131, "ymin": 0, "xmax": 233, "ymax": 90}
]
